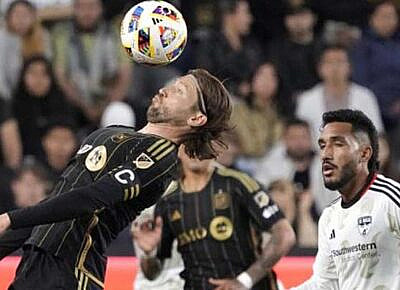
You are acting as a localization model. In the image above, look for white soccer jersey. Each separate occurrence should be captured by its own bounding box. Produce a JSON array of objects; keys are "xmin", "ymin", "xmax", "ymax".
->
[{"xmin": 293, "ymin": 174, "xmax": 400, "ymax": 290}]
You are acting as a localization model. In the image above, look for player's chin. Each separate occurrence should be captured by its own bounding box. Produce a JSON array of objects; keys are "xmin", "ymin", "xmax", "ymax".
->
[{"xmin": 323, "ymin": 177, "xmax": 341, "ymax": 191}]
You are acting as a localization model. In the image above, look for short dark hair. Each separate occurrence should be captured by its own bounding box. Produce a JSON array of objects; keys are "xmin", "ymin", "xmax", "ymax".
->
[
  {"xmin": 317, "ymin": 44, "xmax": 349, "ymax": 64},
  {"xmin": 181, "ymin": 69, "xmax": 232, "ymax": 160},
  {"xmin": 285, "ymin": 118, "xmax": 310, "ymax": 130},
  {"xmin": 321, "ymin": 109, "xmax": 380, "ymax": 173}
]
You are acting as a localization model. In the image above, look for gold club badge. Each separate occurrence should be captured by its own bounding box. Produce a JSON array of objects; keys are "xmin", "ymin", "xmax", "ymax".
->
[
  {"xmin": 213, "ymin": 190, "xmax": 231, "ymax": 210},
  {"xmin": 85, "ymin": 145, "xmax": 107, "ymax": 171},
  {"xmin": 209, "ymin": 216, "xmax": 233, "ymax": 241}
]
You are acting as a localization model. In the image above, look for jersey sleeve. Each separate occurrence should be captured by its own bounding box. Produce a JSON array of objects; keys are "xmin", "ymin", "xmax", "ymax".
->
[
  {"xmin": 8, "ymin": 143, "xmax": 178, "ymax": 229},
  {"xmin": 234, "ymin": 178, "xmax": 284, "ymax": 231},
  {"xmin": 155, "ymin": 199, "xmax": 175, "ymax": 260},
  {"xmin": 292, "ymin": 209, "xmax": 339, "ymax": 290},
  {"xmin": 0, "ymin": 227, "xmax": 33, "ymax": 260}
]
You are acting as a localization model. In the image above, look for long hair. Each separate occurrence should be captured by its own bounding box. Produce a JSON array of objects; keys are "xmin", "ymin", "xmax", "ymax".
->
[
  {"xmin": 181, "ymin": 69, "xmax": 232, "ymax": 160},
  {"xmin": 321, "ymin": 109, "xmax": 380, "ymax": 173}
]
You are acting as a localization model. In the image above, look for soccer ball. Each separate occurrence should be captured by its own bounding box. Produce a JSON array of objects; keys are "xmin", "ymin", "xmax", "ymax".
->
[{"xmin": 120, "ymin": 0, "xmax": 187, "ymax": 66}]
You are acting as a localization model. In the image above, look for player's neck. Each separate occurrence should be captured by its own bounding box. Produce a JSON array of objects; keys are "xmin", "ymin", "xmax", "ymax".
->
[
  {"xmin": 139, "ymin": 122, "xmax": 190, "ymax": 144},
  {"xmin": 339, "ymin": 168, "xmax": 370, "ymax": 203},
  {"xmin": 180, "ymin": 165, "xmax": 215, "ymax": 193}
]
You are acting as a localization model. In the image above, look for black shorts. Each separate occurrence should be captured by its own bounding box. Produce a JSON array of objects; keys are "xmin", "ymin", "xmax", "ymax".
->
[{"xmin": 9, "ymin": 246, "xmax": 103, "ymax": 290}]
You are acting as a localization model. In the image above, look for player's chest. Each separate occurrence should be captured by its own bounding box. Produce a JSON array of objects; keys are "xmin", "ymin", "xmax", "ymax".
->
[
  {"xmin": 326, "ymin": 200, "xmax": 391, "ymax": 257},
  {"xmin": 166, "ymin": 189, "xmax": 244, "ymax": 246}
]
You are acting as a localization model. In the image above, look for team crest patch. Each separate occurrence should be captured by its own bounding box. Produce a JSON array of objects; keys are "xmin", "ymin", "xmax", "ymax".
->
[
  {"xmin": 111, "ymin": 133, "xmax": 134, "ymax": 143},
  {"xmin": 213, "ymin": 190, "xmax": 230, "ymax": 210},
  {"xmin": 133, "ymin": 152, "xmax": 155, "ymax": 169},
  {"xmin": 85, "ymin": 145, "xmax": 107, "ymax": 171},
  {"xmin": 209, "ymin": 216, "xmax": 233, "ymax": 241},
  {"xmin": 254, "ymin": 191, "xmax": 270, "ymax": 208},
  {"xmin": 358, "ymin": 216, "xmax": 372, "ymax": 236}
]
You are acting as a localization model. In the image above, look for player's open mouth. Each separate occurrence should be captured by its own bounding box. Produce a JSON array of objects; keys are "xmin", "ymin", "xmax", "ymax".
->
[{"xmin": 322, "ymin": 163, "xmax": 336, "ymax": 176}]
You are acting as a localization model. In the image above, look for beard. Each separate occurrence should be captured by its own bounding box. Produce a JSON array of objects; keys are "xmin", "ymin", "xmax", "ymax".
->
[
  {"xmin": 323, "ymin": 162, "xmax": 356, "ymax": 191},
  {"xmin": 146, "ymin": 104, "xmax": 168, "ymax": 123}
]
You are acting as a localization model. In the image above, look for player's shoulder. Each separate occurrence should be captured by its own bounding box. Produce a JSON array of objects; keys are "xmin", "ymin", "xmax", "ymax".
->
[
  {"xmin": 214, "ymin": 164, "xmax": 261, "ymax": 193},
  {"xmin": 369, "ymin": 174, "xmax": 400, "ymax": 208}
]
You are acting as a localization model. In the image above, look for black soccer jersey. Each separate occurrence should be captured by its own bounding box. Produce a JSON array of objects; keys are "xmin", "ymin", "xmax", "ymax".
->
[
  {"xmin": 155, "ymin": 165, "xmax": 283, "ymax": 290},
  {"xmin": 1, "ymin": 126, "xmax": 178, "ymax": 289}
]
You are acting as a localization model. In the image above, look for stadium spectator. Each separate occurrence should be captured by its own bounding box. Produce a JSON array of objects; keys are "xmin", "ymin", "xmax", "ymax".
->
[
  {"xmin": 12, "ymin": 55, "xmax": 74, "ymax": 159},
  {"xmin": 296, "ymin": 45, "xmax": 384, "ymax": 147},
  {"xmin": 11, "ymin": 157, "xmax": 50, "ymax": 209},
  {"xmin": 196, "ymin": 0, "xmax": 263, "ymax": 97},
  {"xmin": 51, "ymin": 0, "xmax": 132, "ymax": 127},
  {"xmin": 267, "ymin": 4, "xmax": 323, "ymax": 96},
  {"xmin": 351, "ymin": 0, "xmax": 400, "ymax": 134},
  {"xmin": 230, "ymin": 62, "xmax": 284, "ymax": 175},
  {"xmin": 0, "ymin": 0, "xmax": 51, "ymax": 100},
  {"xmin": 40, "ymin": 118, "xmax": 77, "ymax": 183},
  {"xmin": 267, "ymin": 179, "xmax": 318, "ymax": 248},
  {"xmin": 255, "ymin": 119, "xmax": 338, "ymax": 216},
  {"xmin": 0, "ymin": 98, "xmax": 22, "ymax": 170}
]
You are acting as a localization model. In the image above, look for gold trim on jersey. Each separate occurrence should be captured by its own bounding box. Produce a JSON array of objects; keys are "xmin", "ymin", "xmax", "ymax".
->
[
  {"xmin": 213, "ymin": 190, "xmax": 231, "ymax": 210},
  {"xmin": 75, "ymin": 215, "xmax": 104, "ymax": 289},
  {"xmin": 150, "ymin": 140, "xmax": 171, "ymax": 157},
  {"xmin": 123, "ymin": 184, "xmax": 141, "ymax": 201},
  {"xmin": 216, "ymin": 167, "xmax": 260, "ymax": 193},
  {"xmin": 209, "ymin": 216, "xmax": 233, "ymax": 241},
  {"xmin": 37, "ymin": 223, "xmax": 56, "ymax": 247},
  {"xmin": 155, "ymin": 144, "xmax": 176, "ymax": 161},
  {"xmin": 147, "ymin": 139, "xmax": 168, "ymax": 153}
]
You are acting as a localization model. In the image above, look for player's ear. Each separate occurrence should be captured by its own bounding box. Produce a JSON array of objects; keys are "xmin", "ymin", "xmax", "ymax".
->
[
  {"xmin": 187, "ymin": 112, "xmax": 207, "ymax": 127},
  {"xmin": 360, "ymin": 145, "xmax": 372, "ymax": 163}
]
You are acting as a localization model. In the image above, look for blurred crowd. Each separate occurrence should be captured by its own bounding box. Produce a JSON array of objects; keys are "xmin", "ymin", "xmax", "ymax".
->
[{"xmin": 0, "ymin": 0, "xmax": 400, "ymax": 255}]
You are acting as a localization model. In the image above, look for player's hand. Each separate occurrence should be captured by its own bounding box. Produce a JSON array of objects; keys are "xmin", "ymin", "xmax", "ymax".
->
[
  {"xmin": 131, "ymin": 216, "xmax": 162, "ymax": 254},
  {"xmin": 0, "ymin": 213, "xmax": 11, "ymax": 235},
  {"xmin": 209, "ymin": 278, "xmax": 248, "ymax": 290}
]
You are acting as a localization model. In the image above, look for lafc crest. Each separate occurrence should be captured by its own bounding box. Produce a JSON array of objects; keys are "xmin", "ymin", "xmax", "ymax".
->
[
  {"xmin": 85, "ymin": 145, "xmax": 107, "ymax": 171},
  {"xmin": 133, "ymin": 152, "xmax": 155, "ymax": 169},
  {"xmin": 213, "ymin": 190, "xmax": 230, "ymax": 210}
]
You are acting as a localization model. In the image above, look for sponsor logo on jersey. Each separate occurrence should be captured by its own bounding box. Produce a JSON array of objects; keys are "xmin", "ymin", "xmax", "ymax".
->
[
  {"xmin": 254, "ymin": 191, "xmax": 270, "ymax": 208},
  {"xmin": 358, "ymin": 216, "xmax": 372, "ymax": 236},
  {"xmin": 85, "ymin": 145, "xmax": 107, "ymax": 171},
  {"xmin": 132, "ymin": 152, "xmax": 155, "ymax": 169},
  {"xmin": 178, "ymin": 227, "xmax": 207, "ymax": 246},
  {"xmin": 213, "ymin": 190, "xmax": 230, "ymax": 210},
  {"xmin": 329, "ymin": 229, "xmax": 336, "ymax": 240},
  {"xmin": 331, "ymin": 242, "xmax": 377, "ymax": 257},
  {"xmin": 209, "ymin": 216, "xmax": 233, "ymax": 241},
  {"xmin": 262, "ymin": 205, "xmax": 279, "ymax": 219}
]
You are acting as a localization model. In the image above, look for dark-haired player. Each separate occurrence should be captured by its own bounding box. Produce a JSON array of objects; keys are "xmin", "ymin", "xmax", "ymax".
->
[
  {"xmin": 293, "ymin": 109, "xmax": 400, "ymax": 289},
  {"xmin": 0, "ymin": 69, "xmax": 232, "ymax": 290},
  {"xmin": 133, "ymin": 146, "xmax": 295, "ymax": 290}
]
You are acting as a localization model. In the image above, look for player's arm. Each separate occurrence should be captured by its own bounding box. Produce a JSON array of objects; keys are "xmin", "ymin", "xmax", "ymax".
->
[
  {"xmin": 210, "ymin": 181, "xmax": 295, "ymax": 289},
  {"xmin": 133, "ymin": 200, "xmax": 175, "ymax": 280},
  {"xmin": 0, "ymin": 149, "xmax": 177, "ymax": 233},
  {"xmin": 0, "ymin": 227, "xmax": 33, "ymax": 260},
  {"xmin": 291, "ymin": 210, "xmax": 339, "ymax": 290}
]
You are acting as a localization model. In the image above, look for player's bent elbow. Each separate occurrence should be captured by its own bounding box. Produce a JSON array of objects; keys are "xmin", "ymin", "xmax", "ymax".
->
[{"xmin": 274, "ymin": 219, "xmax": 296, "ymax": 255}]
